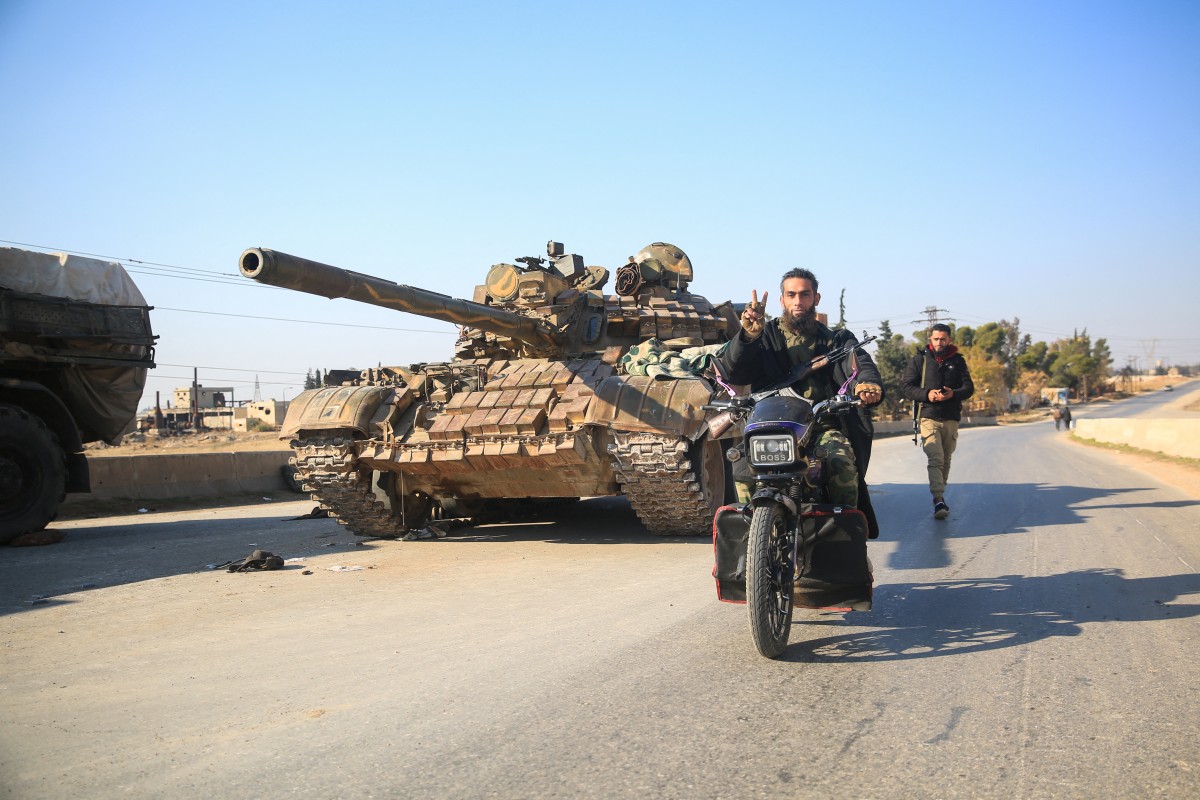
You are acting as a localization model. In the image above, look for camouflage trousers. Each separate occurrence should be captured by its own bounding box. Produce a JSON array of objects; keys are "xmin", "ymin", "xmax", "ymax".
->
[{"xmin": 735, "ymin": 429, "xmax": 859, "ymax": 507}]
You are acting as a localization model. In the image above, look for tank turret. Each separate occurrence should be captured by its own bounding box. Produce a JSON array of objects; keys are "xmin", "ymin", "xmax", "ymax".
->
[
  {"xmin": 240, "ymin": 242, "xmax": 736, "ymax": 360},
  {"xmin": 239, "ymin": 247, "xmax": 564, "ymax": 353}
]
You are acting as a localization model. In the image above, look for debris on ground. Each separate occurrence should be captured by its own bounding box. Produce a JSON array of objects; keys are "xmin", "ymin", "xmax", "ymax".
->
[
  {"xmin": 9, "ymin": 530, "xmax": 66, "ymax": 547},
  {"xmin": 326, "ymin": 565, "xmax": 364, "ymax": 572},
  {"xmin": 284, "ymin": 507, "xmax": 330, "ymax": 521},
  {"xmin": 214, "ymin": 549, "xmax": 285, "ymax": 572},
  {"xmin": 402, "ymin": 523, "xmax": 449, "ymax": 541}
]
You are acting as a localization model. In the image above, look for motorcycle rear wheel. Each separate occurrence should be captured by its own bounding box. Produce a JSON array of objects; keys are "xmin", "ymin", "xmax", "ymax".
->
[{"xmin": 746, "ymin": 503, "xmax": 794, "ymax": 658}]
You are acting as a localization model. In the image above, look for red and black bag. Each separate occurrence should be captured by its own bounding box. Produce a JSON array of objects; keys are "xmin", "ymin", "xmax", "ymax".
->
[{"xmin": 713, "ymin": 503, "xmax": 872, "ymax": 611}]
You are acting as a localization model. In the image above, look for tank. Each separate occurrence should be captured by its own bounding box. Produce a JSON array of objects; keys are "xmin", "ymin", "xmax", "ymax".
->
[{"xmin": 238, "ymin": 241, "xmax": 741, "ymax": 537}]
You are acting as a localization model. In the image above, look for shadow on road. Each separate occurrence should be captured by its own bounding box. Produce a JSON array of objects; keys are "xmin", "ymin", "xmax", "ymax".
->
[
  {"xmin": 871, "ymin": 480, "xmax": 1198, "ymax": 571},
  {"xmin": 0, "ymin": 496, "xmax": 687, "ymax": 616},
  {"xmin": 447, "ymin": 495, "xmax": 706, "ymax": 546},
  {"xmin": 777, "ymin": 568, "xmax": 1200, "ymax": 663}
]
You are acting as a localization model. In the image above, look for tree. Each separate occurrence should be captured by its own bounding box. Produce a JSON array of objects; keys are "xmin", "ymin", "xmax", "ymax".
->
[
  {"xmin": 872, "ymin": 320, "xmax": 919, "ymax": 419},
  {"xmin": 1016, "ymin": 341, "xmax": 1049, "ymax": 373},
  {"xmin": 303, "ymin": 368, "xmax": 322, "ymax": 390},
  {"xmin": 1015, "ymin": 369, "xmax": 1049, "ymax": 409},
  {"xmin": 1045, "ymin": 331, "xmax": 1110, "ymax": 399},
  {"xmin": 833, "ymin": 288, "xmax": 847, "ymax": 330},
  {"xmin": 961, "ymin": 347, "xmax": 1007, "ymax": 414}
]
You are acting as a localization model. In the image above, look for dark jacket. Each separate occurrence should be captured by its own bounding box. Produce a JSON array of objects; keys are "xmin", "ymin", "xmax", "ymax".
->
[
  {"xmin": 899, "ymin": 345, "xmax": 975, "ymax": 422},
  {"xmin": 718, "ymin": 319, "xmax": 884, "ymax": 535}
]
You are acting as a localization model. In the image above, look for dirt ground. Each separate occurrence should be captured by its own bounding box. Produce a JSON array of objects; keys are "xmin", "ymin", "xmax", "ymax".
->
[
  {"xmin": 1066, "ymin": 436, "xmax": 1200, "ymax": 500},
  {"xmin": 86, "ymin": 429, "xmax": 290, "ymax": 457}
]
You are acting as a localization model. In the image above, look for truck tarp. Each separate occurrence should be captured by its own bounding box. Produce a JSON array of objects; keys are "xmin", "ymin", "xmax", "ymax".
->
[{"xmin": 0, "ymin": 247, "xmax": 154, "ymax": 444}]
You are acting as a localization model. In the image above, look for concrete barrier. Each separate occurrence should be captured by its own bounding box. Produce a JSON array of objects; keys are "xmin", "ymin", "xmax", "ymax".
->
[
  {"xmin": 78, "ymin": 450, "xmax": 296, "ymax": 501},
  {"xmin": 1074, "ymin": 418, "xmax": 1200, "ymax": 460},
  {"xmin": 873, "ymin": 416, "xmax": 998, "ymax": 438}
]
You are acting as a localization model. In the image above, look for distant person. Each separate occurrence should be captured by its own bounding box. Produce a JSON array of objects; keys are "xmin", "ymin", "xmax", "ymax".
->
[
  {"xmin": 1059, "ymin": 404, "xmax": 1072, "ymax": 431},
  {"xmin": 1052, "ymin": 404, "xmax": 1063, "ymax": 430},
  {"xmin": 899, "ymin": 324, "xmax": 974, "ymax": 520}
]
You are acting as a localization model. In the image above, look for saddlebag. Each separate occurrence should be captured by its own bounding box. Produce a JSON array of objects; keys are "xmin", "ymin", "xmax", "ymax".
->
[
  {"xmin": 713, "ymin": 504, "xmax": 750, "ymax": 603},
  {"xmin": 712, "ymin": 503, "xmax": 872, "ymax": 611},
  {"xmin": 794, "ymin": 505, "xmax": 873, "ymax": 611}
]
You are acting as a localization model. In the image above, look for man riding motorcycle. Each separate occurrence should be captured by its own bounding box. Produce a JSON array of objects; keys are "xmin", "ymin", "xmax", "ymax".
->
[{"xmin": 717, "ymin": 268, "xmax": 884, "ymax": 536}]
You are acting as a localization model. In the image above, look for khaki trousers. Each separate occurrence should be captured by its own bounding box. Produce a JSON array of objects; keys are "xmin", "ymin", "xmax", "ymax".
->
[{"xmin": 919, "ymin": 418, "xmax": 959, "ymax": 497}]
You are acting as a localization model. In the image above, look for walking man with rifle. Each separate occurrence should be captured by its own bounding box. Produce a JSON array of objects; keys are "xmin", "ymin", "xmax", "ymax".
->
[{"xmin": 900, "ymin": 323, "xmax": 975, "ymax": 520}]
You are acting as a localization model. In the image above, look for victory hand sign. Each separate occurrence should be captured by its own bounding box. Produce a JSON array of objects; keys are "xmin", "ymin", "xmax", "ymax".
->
[{"xmin": 740, "ymin": 289, "xmax": 768, "ymax": 340}]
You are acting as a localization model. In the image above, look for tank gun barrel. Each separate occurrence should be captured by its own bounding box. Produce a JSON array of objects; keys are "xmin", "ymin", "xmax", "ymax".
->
[{"xmin": 239, "ymin": 248, "xmax": 564, "ymax": 349}]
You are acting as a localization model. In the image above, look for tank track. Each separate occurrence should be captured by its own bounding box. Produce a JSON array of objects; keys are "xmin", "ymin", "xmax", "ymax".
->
[
  {"xmin": 290, "ymin": 436, "xmax": 406, "ymax": 539},
  {"xmin": 608, "ymin": 431, "xmax": 715, "ymax": 536}
]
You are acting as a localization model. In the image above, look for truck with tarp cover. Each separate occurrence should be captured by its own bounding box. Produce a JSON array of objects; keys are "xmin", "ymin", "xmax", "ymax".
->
[{"xmin": 0, "ymin": 247, "xmax": 156, "ymax": 543}]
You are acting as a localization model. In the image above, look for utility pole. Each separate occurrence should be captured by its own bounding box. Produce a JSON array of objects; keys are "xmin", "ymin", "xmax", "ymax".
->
[
  {"xmin": 911, "ymin": 306, "xmax": 952, "ymax": 337},
  {"xmin": 253, "ymin": 375, "xmax": 262, "ymax": 403},
  {"xmin": 1139, "ymin": 338, "xmax": 1158, "ymax": 375},
  {"xmin": 192, "ymin": 367, "xmax": 204, "ymax": 430}
]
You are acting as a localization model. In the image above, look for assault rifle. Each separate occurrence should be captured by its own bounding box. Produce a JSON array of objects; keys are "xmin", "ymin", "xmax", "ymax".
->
[{"xmin": 752, "ymin": 333, "xmax": 878, "ymax": 399}]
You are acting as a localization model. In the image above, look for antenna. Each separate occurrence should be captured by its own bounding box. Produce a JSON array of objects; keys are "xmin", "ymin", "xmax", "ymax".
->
[{"xmin": 253, "ymin": 375, "xmax": 262, "ymax": 403}]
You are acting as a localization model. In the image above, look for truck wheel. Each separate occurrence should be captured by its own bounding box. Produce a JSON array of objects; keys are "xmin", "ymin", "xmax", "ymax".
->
[
  {"xmin": 0, "ymin": 404, "xmax": 68, "ymax": 545},
  {"xmin": 280, "ymin": 464, "xmax": 306, "ymax": 493}
]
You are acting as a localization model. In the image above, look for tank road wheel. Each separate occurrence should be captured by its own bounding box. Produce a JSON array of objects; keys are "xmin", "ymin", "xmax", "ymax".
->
[
  {"xmin": 746, "ymin": 503, "xmax": 794, "ymax": 659},
  {"xmin": 610, "ymin": 431, "xmax": 735, "ymax": 536},
  {"xmin": 380, "ymin": 472, "xmax": 436, "ymax": 531},
  {"xmin": 437, "ymin": 495, "xmax": 486, "ymax": 522},
  {"xmin": 0, "ymin": 404, "xmax": 68, "ymax": 545},
  {"xmin": 693, "ymin": 434, "xmax": 735, "ymax": 515},
  {"xmin": 291, "ymin": 437, "xmax": 428, "ymax": 539}
]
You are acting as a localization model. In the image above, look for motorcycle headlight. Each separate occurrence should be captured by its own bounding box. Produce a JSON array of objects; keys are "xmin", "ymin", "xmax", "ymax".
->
[{"xmin": 747, "ymin": 433, "xmax": 797, "ymax": 467}]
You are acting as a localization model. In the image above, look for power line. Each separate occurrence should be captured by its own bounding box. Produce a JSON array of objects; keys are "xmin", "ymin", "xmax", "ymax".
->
[
  {"xmin": 1, "ymin": 238, "xmax": 232, "ymax": 277},
  {"xmin": 156, "ymin": 306, "xmax": 454, "ymax": 334},
  {"xmin": 1, "ymin": 238, "xmax": 283, "ymax": 290},
  {"xmin": 144, "ymin": 373, "xmax": 299, "ymax": 386},
  {"xmin": 125, "ymin": 267, "xmax": 276, "ymax": 289},
  {"xmin": 156, "ymin": 362, "xmax": 305, "ymax": 375},
  {"xmin": 3, "ymin": 239, "xmax": 457, "ymax": 332}
]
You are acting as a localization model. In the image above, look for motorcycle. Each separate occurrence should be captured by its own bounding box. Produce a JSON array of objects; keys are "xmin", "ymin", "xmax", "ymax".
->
[{"xmin": 708, "ymin": 335, "xmax": 877, "ymax": 659}]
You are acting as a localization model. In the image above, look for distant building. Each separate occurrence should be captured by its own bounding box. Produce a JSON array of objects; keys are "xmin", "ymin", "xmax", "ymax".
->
[
  {"xmin": 173, "ymin": 385, "xmax": 235, "ymax": 410},
  {"xmin": 169, "ymin": 385, "xmax": 239, "ymax": 430},
  {"xmin": 1041, "ymin": 387, "xmax": 1069, "ymax": 405},
  {"xmin": 233, "ymin": 400, "xmax": 290, "ymax": 432}
]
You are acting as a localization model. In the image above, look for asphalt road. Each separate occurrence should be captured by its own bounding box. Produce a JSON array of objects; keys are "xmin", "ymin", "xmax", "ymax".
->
[
  {"xmin": 1074, "ymin": 378, "xmax": 1198, "ymax": 419},
  {"xmin": 1, "ymin": 412, "xmax": 1198, "ymax": 799}
]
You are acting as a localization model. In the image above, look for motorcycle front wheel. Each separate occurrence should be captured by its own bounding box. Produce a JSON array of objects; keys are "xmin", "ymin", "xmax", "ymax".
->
[{"xmin": 745, "ymin": 503, "xmax": 795, "ymax": 658}]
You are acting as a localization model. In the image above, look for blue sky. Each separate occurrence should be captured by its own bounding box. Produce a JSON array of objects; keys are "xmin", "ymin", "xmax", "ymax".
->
[{"xmin": 2, "ymin": 1, "xmax": 1197, "ymax": 407}]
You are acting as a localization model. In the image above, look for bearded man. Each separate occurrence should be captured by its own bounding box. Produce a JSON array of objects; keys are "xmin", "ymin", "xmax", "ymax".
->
[
  {"xmin": 717, "ymin": 268, "xmax": 885, "ymax": 536},
  {"xmin": 899, "ymin": 323, "xmax": 974, "ymax": 519}
]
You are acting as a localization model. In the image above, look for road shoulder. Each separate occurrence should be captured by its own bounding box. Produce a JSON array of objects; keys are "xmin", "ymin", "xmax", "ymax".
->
[{"xmin": 1067, "ymin": 434, "xmax": 1200, "ymax": 500}]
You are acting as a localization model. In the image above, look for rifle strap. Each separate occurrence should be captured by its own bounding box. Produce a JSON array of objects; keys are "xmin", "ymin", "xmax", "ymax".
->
[{"xmin": 913, "ymin": 350, "xmax": 932, "ymax": 445}]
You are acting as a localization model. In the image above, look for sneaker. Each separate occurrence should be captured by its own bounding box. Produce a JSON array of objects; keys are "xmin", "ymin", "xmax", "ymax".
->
[{"xmin": 933, "ymin": 501, "xmax": 950, "ymax": 520}]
